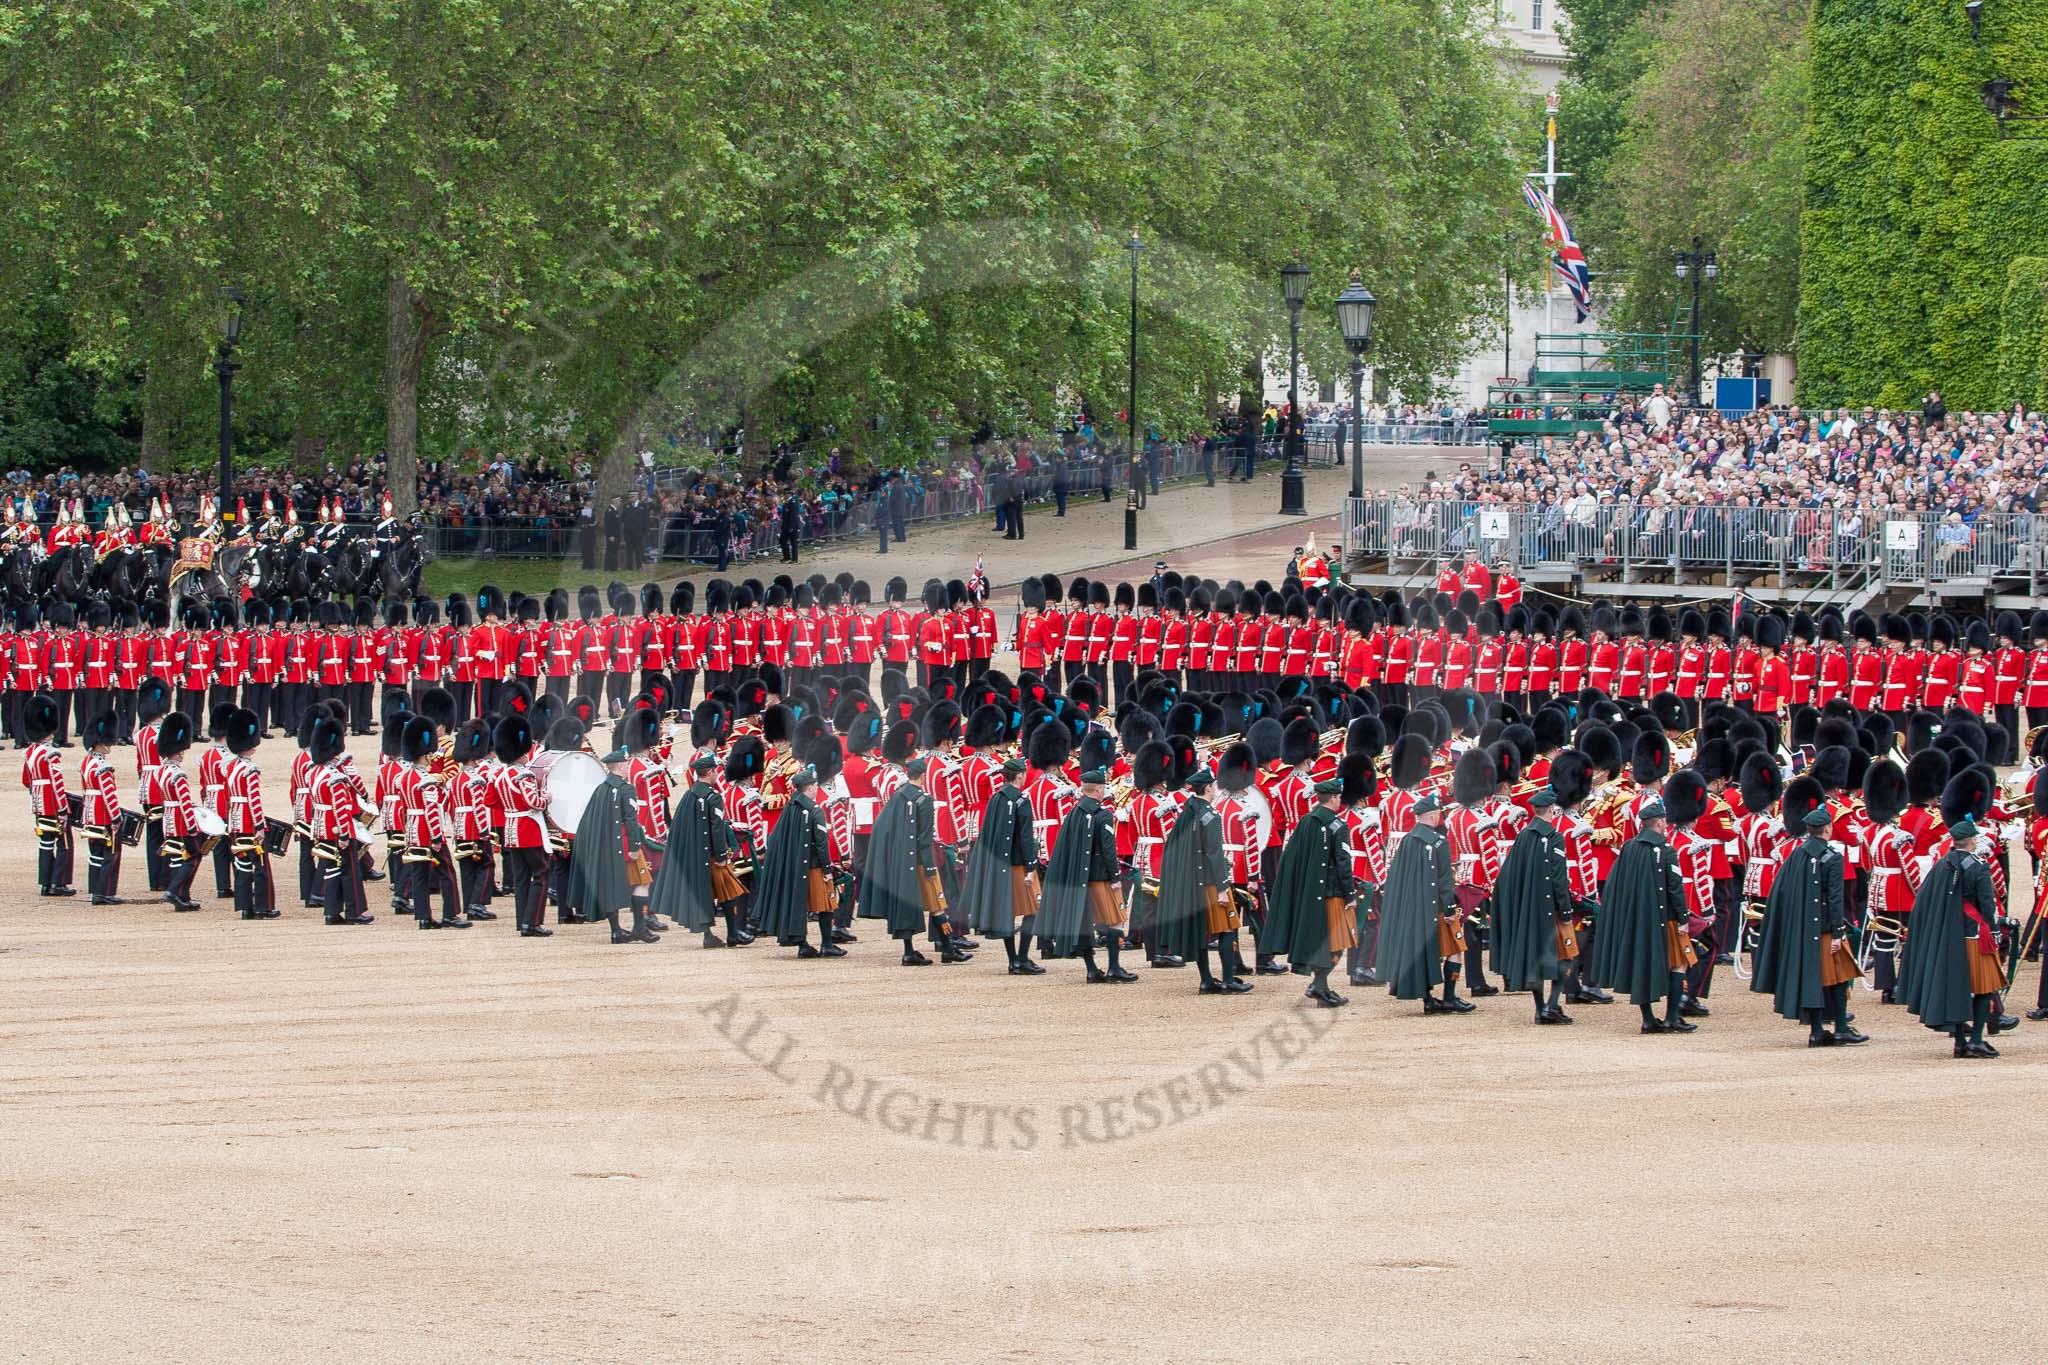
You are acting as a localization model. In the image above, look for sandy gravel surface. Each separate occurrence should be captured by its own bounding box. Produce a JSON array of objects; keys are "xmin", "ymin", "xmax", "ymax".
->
[{"xmin": 1, "ymin": 729, "xmax": 2039, "ymax": 1363}]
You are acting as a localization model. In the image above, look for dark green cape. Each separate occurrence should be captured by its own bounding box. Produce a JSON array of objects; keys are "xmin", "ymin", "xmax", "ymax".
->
[
  {"xmin": 1035, "ymin": 797, "xmax": 1117, "ymax": 958},
  {"xmin": 1260, "ymin": 805, "xmax": 1355, "ymax": 971},
  {"xmin": 1748, "ymin": 835, "xmax": 1845, "ymax": 1020},
  {"xmin": 858, "ymin": 782, "xmax": 937, "ymax": 938},
  {"xmin": 1156, "ymin": 795, "xmax": 1226, "ymax": 961},
  {"xmin": 565, "ymin": 774, "xmax": 643, "ymax": 919},
  {"xmin": 1492, "ymin": 821, "xmax": 1572, "ymax": 992},
  {"xmin": 649, "ymin": 780, "xmax": 732, "ymax": 931},
  {"xmin": 1590, "ymin": 830, "xmax": 1683, "ymax": 1005},
  {"xmin": 958, "ymin": 783, "xmax": 1038, "ymax": 936},
  {"xmin": 1898, "ymin": 849, "xmax": 2001, "ymax": 1030},
  {"xmin": 752, "ymin": 793, "xmax": 830, "ymax": 943},
  {"xmin": 1378, "ymin": 822, "xmax": 1454, "ymax": 999}
]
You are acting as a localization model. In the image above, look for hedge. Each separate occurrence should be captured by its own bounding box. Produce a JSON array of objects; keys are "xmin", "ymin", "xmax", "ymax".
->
[
  {"xmin": 1999, "ymin": 257, "xmax": 2048, "ymax": 407},
  {"xmin": 1796, "ymin": 0, "xmax": 2048, "ymax": 409}
]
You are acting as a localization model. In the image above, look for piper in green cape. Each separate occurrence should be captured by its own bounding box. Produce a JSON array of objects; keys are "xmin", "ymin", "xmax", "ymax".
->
[
  {"xmin": 1259, "ymin": 777, "xmax": 1355, "ymax": 1008},
  {"xmin": 648, "ymin": 751, "xmax": 737, "ymax": 947},
  {"xmin": 566, "ymin": 746, "xmax": 660, "ymax": 945},
  {"xmin": 958, "ymin": 757, "xmax": 1042, "ymax": 972},
  {"xmin": 857, "ymin": 755, "xmax": 958, "ymax": 966},
  {"xmin": 1898, "ymin": 819, "xmax": 2005, "ymax": 1058},
  {"xmin": 1590, "ymin": 801, "xmax": 1693, "ymax": 1033},
  {"xmin": 1491, "ymin": 786, "xmax": 1575, "ymax": 1024},
  {"xmin": 1750, "ymin": 791, "xmax": 1867, "ymax": 1046},
  {"xmin": 1378, "ymin": 792, "xmax": 1465, "ymax": 1013},
  {"xmin": 752, "ymin": 766, "xmax": 840, "ymax": 958},
  {"xmin": 1033, "ymin": 770, "xmax": 1129, "ymax": 982},
  {"xmin": 1156, "ymin": 767, "xmax": 1251, "ymax": 995}
]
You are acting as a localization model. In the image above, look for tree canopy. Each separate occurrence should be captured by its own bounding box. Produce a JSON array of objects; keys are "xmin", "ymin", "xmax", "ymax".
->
[{"xmin": 0, "ymin": 0, "xmax": 1523, "ymax": 493}]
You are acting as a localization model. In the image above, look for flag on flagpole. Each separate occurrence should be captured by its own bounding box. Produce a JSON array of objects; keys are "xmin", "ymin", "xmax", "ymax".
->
[{"xmin": 1521, "ymin": 181, "xmax": 1594, "ymax": 323}]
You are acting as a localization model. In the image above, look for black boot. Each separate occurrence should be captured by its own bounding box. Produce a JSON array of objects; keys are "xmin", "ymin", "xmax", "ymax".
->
[
  {"xmin": 817, "ymin": 913, "xmax": 846, "ymax": 957},
  {"xmin": 900, "ymin": 933, "xmax": 932, "ymax": 966},
  {"xmin": 1665, "ymin": 975, "xmax": 1697, "ymax": 1032},
  {"xmin": 1105, "ymin": 933, "xmax": 1136, "ymax": 982},
  {"xmin": 1196, "ymin": 947, "xmax": 1225, "ymax": 995},
  {"xmin": 1082, "ymin": 945, "xmax": 1106, "ymax": 984}
]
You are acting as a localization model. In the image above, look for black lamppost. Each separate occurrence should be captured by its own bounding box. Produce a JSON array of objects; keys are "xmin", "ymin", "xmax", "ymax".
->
[
  {"xmin": 1673, "ymin": 237, "xmax": 1716, "ymax": 404},
  {"xmin": 1966, "ymin": 0, "xmax": 1984, "ymax": 41},
  {"xmin": 1279, "ymin": 259, "xmax": 1309, "ymax": 516},
  {"xmin": 215, "ymin": 286, "xmax": 244, "ymax": 530},
  {"xmin": 1125, "ymin": 228, "xmax": 1141, "ymax": 551},
  {"xmin": 1335, "ymin": 270, "xmax": 1378, "ymax": 505}
]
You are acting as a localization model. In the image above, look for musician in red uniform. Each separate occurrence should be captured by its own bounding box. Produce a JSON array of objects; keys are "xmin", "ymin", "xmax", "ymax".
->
[
  {"xmin": 1446, "ymin": 748, "xmax": 1507, "ymax": 1003},
  {"xmin": 489, "ymin": 714, "xmax": 553, "ymax": 936},
  {"xmin": 21, "ymin": 693, "xmax": 74, "ymax": 895},
  {"xmin": 79, "ymin": 710, "xmax": 126, "ymax": 904},
  {"xmin": 1861, "ymin": 758, "xmax": 1917, "ymax": 1002},
  {"xmin": 155, "ymin": 711, "xmax": 204, "ymax": 910},
  {"xmin": 396, "ymin": 715, "xmax": 465, "ymax": 929},
  {"xmin": 219, "ymin": 707, "xmax": 276, "ymax": 919},
  {"xmin": 306, "ymin": 711, "xmax": 372, "ymax": 925}
]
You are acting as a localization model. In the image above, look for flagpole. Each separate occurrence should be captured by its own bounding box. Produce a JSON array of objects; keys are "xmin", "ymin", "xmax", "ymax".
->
[{"xmin": 1543, "ymin": 92, "xmax": 1559, "ymax": 341}]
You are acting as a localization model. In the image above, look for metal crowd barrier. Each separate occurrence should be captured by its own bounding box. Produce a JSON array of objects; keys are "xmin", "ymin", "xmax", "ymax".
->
[{"xmin": 1340, "ymin": 497, "xmax": 2048, "ymax": 597}]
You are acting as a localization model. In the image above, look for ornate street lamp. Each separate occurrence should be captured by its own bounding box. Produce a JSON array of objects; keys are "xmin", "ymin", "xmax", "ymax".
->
[{"xmin": 1279, "ymin": 259, "xmax": 1309, "ymax": 516}]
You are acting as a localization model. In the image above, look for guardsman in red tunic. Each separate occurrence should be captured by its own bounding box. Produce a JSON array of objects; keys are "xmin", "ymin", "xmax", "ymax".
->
[
  {"xmin": 1993, "ymin": 611, "xmax": 2027, "ymax": 764},
  {"xmin": 1645, "ymin": 611, "xmax": 1677, "ymax": 698},
  {"xmin": 668, "ymin": 583, "xmax": 701, "ymax": 708},
  {"xmin": 1186, "ymin": 590, "xmax": 1215, "ymax": 693},
  {"xmin": 606, "ymin": 588, "xmax": 642, "ymax": 716},
  {"xmin": 491, "ymin": 713, "xmax": 554, "ymax": 936},
  {"xmin": 2024, "ymin": 608, "xmax": 2048, "ymax": 732},
  {"xmin": 1527, "ymin": 614, "xmax": 1558, "ymax": 705},
  {"xmin": 46, "ymin": 602, "xmax": 82, "ymax": 746},
  {"xmin": 1848, "ymin": 613, "xmax": 1883, "ymax": 712},
  {"xmin": 1614, "ymin": 612, "xmax": 1647, "ymax": 700},
  {"xmin": 1441, "ymin": 608, "xmax": 1473, "ymax": 693},
  {"xmin": 1960, "ymin": 619, "xmax": 1996, "ymax": 721},
  {"xmin": 1786, "ymin": 612, "xmax": 1818, "ymax": 707},
  {"xmin": 22, "ymin": 692, "xmax": 74, "ymax": 895},
  {"xmin": 1672, "ymin": 608, "xmax": 1707, "ymax": 728},
  {"xmin": 1879, "ymin": 612, "xmax": 1919, "ymax": 723},
  {"xmin": 1753, "ymin": 616, "xmax": 1790, "ymax": 717},
  {"xmin": 1136, "ymin": 584, "xmax": 1164, "ymax": 680},
  {"xmin": 1815, "ymin": 613, "xmax": 1851, "ymax": 709},
  {"xmin": 245, "ymin": 599, "xmax": 283, "ymax": 736},
  {"xmin": 1501, "ymin": 611, "xmax": 1529, "ymax": 710},
  {"xmin": 1921, "ymin": 614, "xmax": 1961, "ymax": 711},
  {"xmin": 1556, "ymin": 606, "xmax": 1588, "ymax": 695},
  {"xmin": 1586, "ymin": 612, "xmax": 1620, "ymax": 695},
  {"xmin": 1109, "ymin": 582, "xmax": 1140, "ymax": 707},
  {"xmin": 347, "ymin": 599, "xmax": 381, "ymax": 731},
  {"xmin": 1411, "ymin": 610, "xmax": 1444, "ymax": 700},
  {"xmin": 916, "ymin": 580, "xmax": 951, "ymax": 689},
  {"xmin": 575, "ymin": 584, "xmax": 610, "ymax": 703},
  {"xmin": 80, "ymin": 601, "xmax": 117, "ymax": 743},
  {"xmin": 1861, "ymin": 758, "xmax": 1917, "ymax": 1002}
]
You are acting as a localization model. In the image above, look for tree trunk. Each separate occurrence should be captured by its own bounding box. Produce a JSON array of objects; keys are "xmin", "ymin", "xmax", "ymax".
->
[
  {"xmin": 289, "ymin": 424, "xmax": 327, "ymax": 468},
  {"xmin": 590, "ymin": 416, "xmax": 643, "ymax": 561},
  {"xmin": 384, "ymin": 266, "xmax": 434, "ymax": 517},
  {"xmin": 138, "ymin": 374, "xmax": 170, "ymax": 471}
]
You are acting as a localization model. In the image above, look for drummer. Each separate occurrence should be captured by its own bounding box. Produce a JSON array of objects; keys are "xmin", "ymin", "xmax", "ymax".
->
[
  {"xmin": 80, "ymin": 710, "xmax": 126, "ymax": 905},
  {"xmin": 223, "ymin": 707, "xmax": 279, "ymax": 919}
]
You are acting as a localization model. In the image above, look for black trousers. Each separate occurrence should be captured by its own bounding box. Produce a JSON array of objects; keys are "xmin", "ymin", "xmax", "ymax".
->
[
  {"xmin": 1996, "ymin": 703, "xmax": 2020, "ymax": 763},
  {"xmin": 208, "ymin": 683, "xmax": 235, "ymax": 720},
  {"xmin": 146, "ymin": 817, "xmax": 167, "ymax": 890},
  {"xmin": 74, "ymin": 686, "xmax": 105, "ymax": 739},
  {"xmin": 545, "ymin": 674, "xmax": 570, "ymax": 700},
  {"xmin": 607, "ymin": 673, "xmax": 632, "ymax": 713},
  {"xmin": 476, "ymin": 678, "xmax": 503, "ymax": 720},
  {"xmin": 38, "ymin": 820, "xmax": 75, "ymax": 891},
  {"xmin": 86, "ymin": 828, "xmax": 123, "ymax": 899},
  {"xmin": 576, "ymin": 674, "xmax": 604, "ymax": 705},
  {"xmin": 113, "ymin": 686, "xmax": 136, "ymax": 742},
  {"xmin": 348, "ymin": 680, "xmax": 374, "ymax": 732},
  {"xmin": 673, "ymin": 669, "xmax": 698, "ymax": 708},
  {"xmin": 458, "ymin": 850, "xmax": 491, "ymax": 914},
  {"xmin": 163, "ymin": 834, "xmax": 201, "ymax": 901},
  {"xmin": 406, "ymin": 848, "xmax": 459, "ymax": 923},
  {"xmin": 510, "ymin": 845, "xmax": 550, "ymax": 929},
  {"xmin": 320, "ymin": 840, "xmax": 368, "ymax": 921},
  {"xmin": 1113, "ymin": 660, "xmax": 1134, "ymax": 710},
  {"xmin": 213, "ymin": 835, "xmax": 234, "ymax": 898},
  {"xmin": 243, "ymin": 682, "xmax": 273, "ymax": 733},
  {"xmin": 232, "ymin": 845, "xmax": 275, "ymax": 917},
  {"xmin": 48, "ymin": 689, "xmax": 73, "ymax": 744}
]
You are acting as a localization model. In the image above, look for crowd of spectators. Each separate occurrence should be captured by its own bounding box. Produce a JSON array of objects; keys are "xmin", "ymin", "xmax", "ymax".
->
[{"xmin": 1375, "ymin": 392, "xmax": 2048, "ymax": 574}]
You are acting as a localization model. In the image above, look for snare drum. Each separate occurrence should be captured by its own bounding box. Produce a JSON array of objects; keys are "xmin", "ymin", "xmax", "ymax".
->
[
  {"xmin": 262, "ymin": 818, "xmax": 294, "ymax": 856},
  {"xmin": 116, "ymin": 809, "xmax": 145, "ymax": 846},
  {"xmin": 67, "ymin": 794, "xmax": 85, "ymax": 824}
]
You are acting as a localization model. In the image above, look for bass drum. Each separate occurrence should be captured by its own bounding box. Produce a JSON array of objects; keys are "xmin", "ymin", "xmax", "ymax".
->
[{"xmin": 542, "ymin": 751, "xmax": 606, "ymax": 835}]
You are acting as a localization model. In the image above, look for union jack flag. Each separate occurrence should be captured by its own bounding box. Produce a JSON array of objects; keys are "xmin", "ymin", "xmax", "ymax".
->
[{"xmin": 1522, "ymin": 181, "xmax": 1594, "ymax": 322}]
